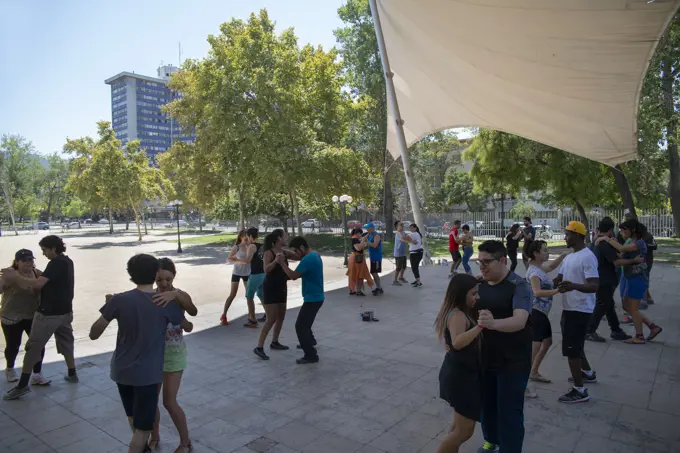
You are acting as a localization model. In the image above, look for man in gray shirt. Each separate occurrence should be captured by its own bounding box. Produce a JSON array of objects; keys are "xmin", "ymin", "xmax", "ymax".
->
[{"xmin": 90, "ymin": 254, "xmax": 182, "ymax": 453}]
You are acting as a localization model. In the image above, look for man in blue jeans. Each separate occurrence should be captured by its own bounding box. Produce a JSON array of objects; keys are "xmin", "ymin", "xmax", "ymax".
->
[{"xmin": 476, "ymin": 240, "xmax": 532, "ymax": 453}]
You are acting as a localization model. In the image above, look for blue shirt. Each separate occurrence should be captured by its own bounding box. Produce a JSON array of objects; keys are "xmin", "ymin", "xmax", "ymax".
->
[
  {"xmin": 394, "ymin": 233, "xmax": 406, "ymax": 257},
  {"xmin": 367, "ymin": 233, "xmax": 383, "ymax": 261},
  {"xmin": 296, "ymin": 252, "xmax": 324, "ymax": 302}
]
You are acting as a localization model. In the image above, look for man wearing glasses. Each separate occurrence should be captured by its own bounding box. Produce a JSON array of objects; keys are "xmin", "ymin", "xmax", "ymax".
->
[{"xmin": 475, "ymin": 240, "xmax": 532, "ymax": 453}]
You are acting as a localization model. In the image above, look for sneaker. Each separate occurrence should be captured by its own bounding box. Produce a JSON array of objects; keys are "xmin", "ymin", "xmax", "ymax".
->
[
  {"xmin": 296, "ymin": 357, "xmax": 319, "ymax": 364},
  {"xmin": 64, "ymin": 374, "xmax": 79, "ymax": 384},
  {"xmin": 399, "ymin": 278, "xmax": 409, "ymax": 284},
  {"xmin": 349, "ymin": 291, "xmax": 356, "ymax": 296},
  {"xmin": 568, "ymin": 370, "xmax": 597, "ymax": 384},
  {"xmin": 585, "ymin": 332, "xmax": 606, "ymax": 343},
  {"xmin": 372, "ymin": 289, "xmax": 381, "ymax": 296},
  {"xmin": 477, "ymin": 441, "xmax": 499, "ymax": 452},
  {"xmin": 356, "ymin": 291, "xmax": 366, "ymax": 297},
  {"xmin": 378, "ymin": 288, "xmax": 384, "ymax": 294},
  {"xmin": 243, "ymin": 319, "xmax": 258, "ymax": 328},
  {"xmin": 5, "ymin": 368, "xmax": 18, "ymax": 383},
  {"xmin": 646, "ymin": 298, "xmax": 655, "ymax": 305},
  {"xmin": 621, "ymin": 315, "xmax": 633, "ymax": 325},
  {"xmin": 220, "ymin": 314, "xmax": 229, "ymax": 326},
  {"xmin": 258, "ymin": 314, "xmax": 267, "ymax": 323},
  {"xmin": 270, "ymin": 342, "xmax": 290, "ymax": 350},
  {"xmin": 610, "ymin": 330, "xmax": 632, "ymax": 341},
  {"xmin": 558, "ymin": 387, "xmax": 590, "ymax": 403},
  {"xmin": 253, "ymin": 347, "xmax": 270, "ymax": 360},
  {"xmin": 3, "ymin": 385, "xmax": 31, "ymax": 400},
  {"xmin": 392, "ymin": 281, "xmax": 402, "ymax": 286},
  {"xmin": 414, "ymin": 282, "xmax": 423, "ymax": 288},
  {"xmin": 640, "ymin": 300, "xmax": 649, "ymax": 310},
  {"xmin": 411, "ymin": 281, "xmax": 418, "ymax": 287},
  {"xmin": 30, "ymin": 373, "xmax": 51, "ymax": 386}
]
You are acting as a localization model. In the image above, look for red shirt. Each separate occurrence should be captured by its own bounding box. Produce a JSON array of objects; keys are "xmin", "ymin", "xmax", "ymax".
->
[{"xmin": 449, "ymin": 228, "xmax": 460, "ymax": 251}]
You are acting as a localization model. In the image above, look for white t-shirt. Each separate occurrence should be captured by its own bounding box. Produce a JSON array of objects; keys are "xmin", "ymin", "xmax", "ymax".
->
[
  {"xmin": 558, "ymin": 248, "xmax": 599, "ymax": 313},
  {"xmin": 408, "ymin": 232, "xmax": 423, "ymax": 252}
]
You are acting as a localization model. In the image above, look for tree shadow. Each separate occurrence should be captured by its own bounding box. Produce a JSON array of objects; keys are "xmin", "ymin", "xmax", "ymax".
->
[{"xmin": 74, "ymin": 240, "xmax": 149, "ymax": 250}]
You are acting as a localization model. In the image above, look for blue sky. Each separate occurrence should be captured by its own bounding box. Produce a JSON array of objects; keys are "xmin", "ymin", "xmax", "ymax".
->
[{"xmin": 0, "ymin": 0, "xmax": 345, "ymax": 154}]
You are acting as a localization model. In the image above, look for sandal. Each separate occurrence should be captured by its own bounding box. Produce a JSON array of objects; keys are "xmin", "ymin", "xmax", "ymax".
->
[
  {"xmin": 647, "ymin": 326, "xmax": 663, "ymax": 341},
  {"xmin": 148, "ymin": 438, "xmax": 160, "ymax": 451},
  {"xmin": 530, "ymin": 373, "xmax": 552, "ymax": 383},
  {"xmin": 174, "ymin": 442, "xmax": 192, "ymax": 453},
  {"xmin": 624, "ymin": 336, "xmax": 646, "ymax": 345}
]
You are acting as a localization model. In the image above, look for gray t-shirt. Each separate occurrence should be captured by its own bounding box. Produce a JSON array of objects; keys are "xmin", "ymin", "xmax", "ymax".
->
[
  {"xmin": 525, "ymin": 264, "xmax": 554, "ymax": 315},
  {"xmin": 100, "ymin": 289, "xmax": 183, "ymax": 386}
]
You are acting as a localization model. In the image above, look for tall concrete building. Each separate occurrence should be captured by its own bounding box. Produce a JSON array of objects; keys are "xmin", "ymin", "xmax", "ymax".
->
[{"xmin": 104, "ymin": 65, "xmax": 194, "ymax": 160}]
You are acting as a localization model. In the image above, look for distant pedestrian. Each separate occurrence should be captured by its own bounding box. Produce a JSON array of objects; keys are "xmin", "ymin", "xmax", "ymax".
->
[
  {"xmin": 365, "ymin": 223, "xmax": 384, "ymax": 294},
  {"xmin": 220, "ymin": 230, "xmax": 251, "ymax": 325},
  {"xmin": 392, "ymin": 221, "xmax": 408, "ymax": 285},
  {"xmin": 400, "ymin": 223, "xmax": 424, "ymax": 287},
  {"xmin": 459, "ymin": 225, "xmax": 474, "ymax": 275},
  {"xmin": 280, "ymin": 237, "xmax": 325, "ymax": 364},
  {"xmin": 448, "ymin": 220, "xmax": 462, "ymax": 277},
  {"xmin": 521, "ymin": 217, "xmax": 535, "ymax": 269},
  {"xmin": 2, "ymin": 235, "xmax": 78, "ymax": 401},
  {"xmin": 505, "ymin": 224, "xmax": 522, "ymax": 272}
]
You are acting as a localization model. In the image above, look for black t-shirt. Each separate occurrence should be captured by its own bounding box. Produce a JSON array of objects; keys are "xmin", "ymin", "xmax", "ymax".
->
[
  {"xmin": 351, "ymin": 238, "xmax": 363, "ymax": 254},
  {"xmin": 39, "ymin": 254, "xmax": 74, "ymax": 315},
  {"xmin": 476, "ymin": 272, "xmax": 532, "ymax": 374},
  {"xmin": 522, "ymin": 225, "xmax": 535, "ymax": 250},
  {"xmin": 506, "ymin": 233, "xmax": 520, "ymax": 250},
  {"xmin": 250, "ymin": 243, "xmax": 265, "ymax": 275},
  {"xmin": 595, "ymin": 241, "xmax": 619, "ymax": 287}
]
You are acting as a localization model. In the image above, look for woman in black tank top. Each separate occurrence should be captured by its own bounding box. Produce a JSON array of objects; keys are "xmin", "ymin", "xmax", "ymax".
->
[{"xmin": 433, "ymin": 274, "xmax": 483, "ymax": 452}]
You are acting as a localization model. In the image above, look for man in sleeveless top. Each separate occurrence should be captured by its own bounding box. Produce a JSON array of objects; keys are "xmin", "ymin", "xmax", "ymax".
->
[
  {"xmin": 365, "ymin": 223, "xmax": 384, "ymax": 294},
  {"xmin": 475, "ymin": 240, "xmax": 532, "ymax": 453}
]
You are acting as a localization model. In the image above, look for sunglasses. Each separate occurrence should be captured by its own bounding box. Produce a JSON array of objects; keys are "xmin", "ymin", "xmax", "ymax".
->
[{"xmin": 478, "ymin": 258, "xmax": 499, "ymax": 268}]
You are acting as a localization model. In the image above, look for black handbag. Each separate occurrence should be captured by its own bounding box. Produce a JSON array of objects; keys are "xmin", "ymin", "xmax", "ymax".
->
[{"xmin": 354, "ymin": 253, "xmax": 364, "ymax": 264}]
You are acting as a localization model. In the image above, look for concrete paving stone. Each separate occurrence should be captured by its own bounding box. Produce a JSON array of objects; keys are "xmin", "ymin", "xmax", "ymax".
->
[
  {"xmin": 393, "ymin": 410, "xmax": 448, "ymax": 439},
  {"xmin": 266, "ymin": 420, "xmax": 327, "ymax": 451},
  {"xmin": 244, "ymin": 436, "xmax": 277, "ymax": 452},
  {"xmin": 614, "ymin": 404, "xmax": 680, "ymax": 447},
  {"xmin": 38, "ymin": 420, "xmax": 102, "ymax": 449},
  {"xmin": 573, "ymin": 434, "xmax": 640, "ymax": 453},
  {"xmin": 648, "ymin": 381, "xmax": 680, "ymax": 415},
  {"xmin": 360, "ymin": 400, "xmax": 415, "ymax": 428},
  {"xmin": 301, "ymin": 431, "xmax": 364, "ymax": 453},
  {"xmin": 524, "ymin": 419, "xmax": 582, "ymax": 452},
  {"xmin": 369, "ymin": 425, "xmax": 432, "ymax": 453},
  {"xmin": 330, "ymin": 414, "xmax": 391, "ymax": 444},
  {"xmin": 12, "ymin": 405, "xmax": 82, "ymax": 436},
  {"xmin": 54, "ymin": 429, "xmax": 125, "ymax": 453}
]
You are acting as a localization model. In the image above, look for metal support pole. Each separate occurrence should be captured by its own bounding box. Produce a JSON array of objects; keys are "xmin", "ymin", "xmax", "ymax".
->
[
  {"xmin": 369, "ymin": 0, "xmax": 431, "ymax": 265},
  {"xmin": 342, "ymin": 203, "xmax": 348, "ymax": 267},
  {"xmin": 176, "ymin": 205, "xmax": 183, "ymax": 253}
]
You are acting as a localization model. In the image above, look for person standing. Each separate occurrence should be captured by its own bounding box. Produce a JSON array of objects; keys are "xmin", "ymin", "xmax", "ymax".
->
[
  {"xmin": 393, "ymin": 221, "xmax": 408, "ymax": 286},
  {"xmin": 347, "ymin": 229, "xmax": 378, "ymax": 296},
  {"xmin": 642, "ymin": 230, "xmax": 657, "ymax": 305},
  {"xmin": 280, "ymin": 237, "xmax": 324, "ymax": 364},
  {"xmin": 220, "ymin": 230, "xmax": 251, "ymax": 325},
  {"xmin": 555, "ymin": 221, "xmax": 598, "ymax": 403},
  {"xmin": 459, "ymin": 225, "xmax": 474, "ymax": 275},
  {"xmin": 585, "ymin": 218, "xmax": 631, "ymax": 342},
  {"xmin": 435, "ymin": 274, "xmax": 482, "ymax": 453},
  {"xmin": 244, "ymin": 227, "xmax": 265, "ymax": 327},
  {"xmin": 400, "ymin": 223, "xmax": 424, "ymax": 287},
  {"xmin": 521, "ymin": 217, "xmax": 536, "ymax": 269},
  {"xmin": 448, "ymin": 220, "xmax": 462, "ymax": 277},
  {"xmin": 3, "ymin": 235, "xmax": 78, "ymax": 401},
  {"xmin": 365, "ymin": 223, "xmax": 384, "ymax": 294},
  {"xmin": 0, "ymin": 249, "xmax": 49, "ymax": 385},
  {"xmin": 89, "ymin": 254, "xmax": 184, "ymax": 453},
  {"xmin": 505, "ymin": 224, "xmax": 522, "ymax": 273},
  {"xmin": 474, "ymin": 240, "xmax": 532, "ymax": 453}
]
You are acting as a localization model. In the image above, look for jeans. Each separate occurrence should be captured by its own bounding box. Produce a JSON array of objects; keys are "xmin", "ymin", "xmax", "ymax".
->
[
  {"xmin": 2, "ymin": 319, "xmax": 44, "ymax": 372},
  {"xmin": 508, "ymin": 249, "xmax": 518, "ymax": 273},
  {"xmin": 410, "ymin": 250, "xmax": 423, "ymax": 279},
  {"xmin": 462, "ymin": 246, "xmax": 474, "ymax": 273},
  {"xmin": 481, "ymin": 370, "xmax": 529, "ymax": 453},
  {"xmin": 587, "ymin": 284, "xmax": 622, "ymax": 334},
  {"xmin": 295, "ymin": 302, "xmax": 323, "ymax": 359}
]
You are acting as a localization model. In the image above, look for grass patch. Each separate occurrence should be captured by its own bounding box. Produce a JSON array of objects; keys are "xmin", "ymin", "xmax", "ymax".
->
[{"xmin": 656, "ymin": 237, "xmax": 680, "ymax": 247}]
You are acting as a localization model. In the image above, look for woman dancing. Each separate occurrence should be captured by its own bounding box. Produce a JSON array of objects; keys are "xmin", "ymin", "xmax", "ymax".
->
[
  {"xmin": 149, "ymin": 258, "xmax": 198, "ymax": 452},
  {"xmin": 459, "ymin": 225, "xmax": 474, "ymax": 275},
  {"xmin": 506, "ymin": 224, "xmax": 522, "ymax": 272},
  {"xmin": 220, "ymin": 230, "xmax": 251, "ymax": 325},
  {"xmin": 400, "ymin": 223, "xmax": 424, "ymax": 287},
  {"xmin": 435, "ymin": 274, "xmax": 482, "ymax": 452},
  {"xmin": 346, "ymin": 228, "xmax": 378, "ymax": 296}
]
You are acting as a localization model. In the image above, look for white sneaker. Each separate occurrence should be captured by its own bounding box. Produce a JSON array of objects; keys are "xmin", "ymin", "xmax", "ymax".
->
[
  {"xmin": 5, "ymin": 368, "xmax": 18, "ymax": 383},
  {"xmin": 30, "ymin": 373, "xmax": 51, "ymax": 386}
]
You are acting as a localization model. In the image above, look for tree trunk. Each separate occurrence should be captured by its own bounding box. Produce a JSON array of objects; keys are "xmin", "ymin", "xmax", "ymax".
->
[
  {"xmin": 131, "ymin": 204, "xmax": 142, "ymax": 242},
  {"xmin": 238, "ymin": 187, "xmax": 245, "ymax": 231},
  {"xmin": 574, "ymin": 200, "xmax": 590, "ymax": 243},
  {"xmin": 198, "ymin": 208, "xmax": 203, "ymax": 232},
  {"xmin": 662, "ymin": 53, "xmax": 680, "ymax": 237},
  {"xmin": 500, "ymin": 193, "xmax": 506, "ymax": 242},
  {"xmin": 45, "ymin": 191, "xmax": 54, "ymax": 224},
  {"xmin": 108, "ymin": 208, "xmax": 114, "ymax": 235},
  {"xmin": 1, "ymin": 178, "xmax": 19, "ymax": 235},
  {"xmin": 610, "ymin": 165, "xmax": 637, "ymax": 219},
  {"xmin": 289, "ymin": 187, "xmax": 302, "ymax": 236}
]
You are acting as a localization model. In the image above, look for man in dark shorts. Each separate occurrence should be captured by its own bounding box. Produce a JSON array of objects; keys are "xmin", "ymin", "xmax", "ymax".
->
[
  {"xmin": 89, "ymin": 254, "xmax": 183, "ymax": 453},
  {"xmin": 521, "ymin": 217, "xmax": 535, "ymax": 269},
  {"xmin": 555, "ymin": 221, "xmax": 599, "ymax": 404},
  {"xmin": 3, "ymin": 235, "xmax": 78, "ymax": 400},
  {"xmin": 474, "ymin": 240, "xmax": 532, "ymax": 453},
  {"xmin": 586, "ymin": 217, "xmax": 631, "ymax": 342},
  {"xmin": 392, "ymin": 221, "xmax": 408, "ymax": 285},
  {"xmin": 448, "ymin": 220, "xmax": 462, "ymax": 276}
]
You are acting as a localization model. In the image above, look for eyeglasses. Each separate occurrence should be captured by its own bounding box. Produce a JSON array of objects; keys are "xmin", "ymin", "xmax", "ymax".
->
[{"xmin": 478, "ymin": 258, "xmax": 499, "ymax": 268}]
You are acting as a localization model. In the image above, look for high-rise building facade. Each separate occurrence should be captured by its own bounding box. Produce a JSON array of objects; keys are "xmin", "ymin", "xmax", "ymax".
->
[{"xmin": 104, "ymin": 65, "xmax": 194, "ymax": 160}]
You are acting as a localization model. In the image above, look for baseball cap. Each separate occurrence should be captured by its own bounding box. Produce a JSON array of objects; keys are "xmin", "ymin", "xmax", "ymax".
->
[
  {"xmin": 565, "ymin": 221, "xmax": 587, "ymax": 236},
  {"xmin": 363, "ymin": 222, "xmax": 376, "ymax": 229},
  {"xmin": 15, "ymin": 249, "xmax": 35, "ymax": 261}
]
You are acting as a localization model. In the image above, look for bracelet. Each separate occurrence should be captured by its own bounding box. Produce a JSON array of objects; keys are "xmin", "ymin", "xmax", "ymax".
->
[{"xmin": 477, "ymin": 324, "xmax": 484, "ymax": 330}]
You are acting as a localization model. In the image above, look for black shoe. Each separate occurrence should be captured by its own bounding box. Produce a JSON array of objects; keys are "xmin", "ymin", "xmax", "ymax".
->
[
  {"xmin": 270, "ymin": 342, "xmax": 290, "ymax": 350},
  {"xmin": 372, "ymin": 289, "xmax": 381, "ymax": 296},
  {"xmin": 610, "ymin": 330, "xmax": 632, "ymax": 341},
  {"xmin": 258, "ymin": 314, "xmax": 267, "ymax": 323},
  {"xmin": 296, "ymin": 341, "xmax": 317, "ymax": 349},
  {"xmin": 244, "ymin": 319, "xmax": 258, "ymax": 328},
  {"xmin": 568, "ymin": 370, "xmax": 597, "ymax": 384},
  {"xmin": 349, "ymin": 291, "xmax": 356, "ymax": 296},
  {"xmin": 585, "ymin": 332, "xmax": 606, "ymax": 343},
  {"xmin": 356, "ymin": 291, "xmax": 366, "ymax": 297},
  {"xmin": 296, "ymin": 357, "xmax": 319, "ymax": 364},
  {"xmin": 378, "ymin": 288, "xmax": 384, "ymax": 294},
  {"xmin": 253, "ymin": 347, "xmax": 269, "ymax": 360},
  {"xmin": 558, "ymin": 387, "xmax": 590, "ymax": 403}
]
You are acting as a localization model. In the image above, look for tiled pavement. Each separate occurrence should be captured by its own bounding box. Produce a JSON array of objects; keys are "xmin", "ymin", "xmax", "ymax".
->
[{"xmin": 1, "ymin": 254, "xmax": 680, "ymax": 452}]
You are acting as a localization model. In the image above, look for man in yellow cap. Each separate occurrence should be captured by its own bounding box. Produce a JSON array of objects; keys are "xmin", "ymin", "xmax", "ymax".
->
[{"xmin": 554, "ymin": 221, "xmax": 599, "ymax": 403}]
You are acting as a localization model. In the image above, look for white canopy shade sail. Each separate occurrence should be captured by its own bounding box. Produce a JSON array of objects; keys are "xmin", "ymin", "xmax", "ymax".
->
[{"xmin": 377, "ymin": 0, "xmax": 680, "ymax": 166}]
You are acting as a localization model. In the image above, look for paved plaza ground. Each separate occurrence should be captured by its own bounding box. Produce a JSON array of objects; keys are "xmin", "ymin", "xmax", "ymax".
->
[{"xmin": 1, "ymin": 231, "xmax": 679, "ymax": 453}]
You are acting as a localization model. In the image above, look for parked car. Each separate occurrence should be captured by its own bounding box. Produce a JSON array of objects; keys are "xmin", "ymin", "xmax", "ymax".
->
[
  {"xmin": 165, "ymin": 220, "xmax": 188, "ymax": 228},
  {"xmin": 301, "ymin": 219, "xmax": 319, "ymax": 228},
  {"xmin": 347, "ymin": 220, "xmax": 362, "ymax": 229},
  {"xmin": 97, "ymin": 219, "xmax": 110, "ymax": 224},
  {"xmin": 372, "ymin": 220, "xmax": 386, "ymax": 230},
  {"xmin": 68, "ymin": 221, "xmax": 82, "ymax": 229},
  {"xmin": 31, "ymin": 222, "xmax": 49, "ymax": 230}
]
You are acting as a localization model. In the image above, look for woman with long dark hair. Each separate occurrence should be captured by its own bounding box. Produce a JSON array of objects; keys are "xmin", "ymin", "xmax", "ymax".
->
[
  {"xmin": 346, "ymin": 228, "xmax": 377, "ymax": 296},
  {"xmin": 400, "ymin": 223, "xmax": 424, "ymax": 287},
  {"xmin": 435, "ymin": 274, "xmax": 482, "ymax": 453},
  {"xmin": 598, "ymin": 219, "xmax": 662, "ymax": 344},
  {"xmin": 254, "ymin": 229, "xmax": 296, "ymax": 360},
  {"xmin": 220, "ymin": 229, "xmax": 251, "ymax": 325},
  {"xmin": 0, "ymin": 250, "xmax": 48, "ymax": 385},
  {"xmin": 506, "ymin": 224, "xmax": 522, "ymax": 272}
]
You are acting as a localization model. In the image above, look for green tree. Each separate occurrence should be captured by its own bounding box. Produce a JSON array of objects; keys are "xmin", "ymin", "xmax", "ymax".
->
[
  {"xmin": 0, "ymin": 135, "xmax": 43, "ymax": 232},
  {"xmin": 62, "ymin": 197, "xmax": 88, "ymax": 220},
  {"xmin": 441, "ymin": 170, "xmax": 488, "ymax": 212},
  {"xmin": 509, "ymin": 201, "xmax": 535, "ymax": 220},
  {"xmin": 39, "ymin": 153, "xmax": 70, "ymax": 222}
]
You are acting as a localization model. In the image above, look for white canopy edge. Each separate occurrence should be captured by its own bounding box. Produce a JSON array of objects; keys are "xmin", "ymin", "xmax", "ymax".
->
[{"xmin": 378, "ymin": 0, "xmax": 680, "ymax": 166}]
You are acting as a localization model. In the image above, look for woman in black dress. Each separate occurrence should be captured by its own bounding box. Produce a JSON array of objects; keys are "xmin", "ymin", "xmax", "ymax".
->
[
  {"xmin": 505, "ymin": 224, "xmax": 522, "ymax": 272},
  {"xmin": 253, "ymin": 229, "xmax": 298, "ymax": 360},
  {"xmin": 434, "ymin": 273, "xmax": 483, "ymax": 453}
]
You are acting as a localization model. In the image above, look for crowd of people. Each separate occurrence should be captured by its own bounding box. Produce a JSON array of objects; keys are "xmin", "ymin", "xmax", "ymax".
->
[{"xmin": 435, "ymin": 217, "xmax": 663, "ymax": 453}]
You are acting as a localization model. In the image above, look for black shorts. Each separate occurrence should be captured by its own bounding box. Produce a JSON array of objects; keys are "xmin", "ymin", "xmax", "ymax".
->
[
  {"xmin": 370, "ymin": 260, "xmax": 382, "ymax": 274},
  {"xmin": 531, "ymin": 309, "xmax": 552, "ymax": 342},
  {"xmin": 560, "ymin": 310, "xmax": 591, "ymax": 358},
  {"xmin": 395, "ymin": 256, "xmax": 407, "ymax": 271},
  {"xmin": 232, "ymin": 274, "xmax": 249, "ymax": 283},
  {"xmin": 450, "ymin": 250, "xmax": 461, "ymax": 262},
  {"xmin": 117, "ymin": 383, "xmax": 159, "ymax": 431}
]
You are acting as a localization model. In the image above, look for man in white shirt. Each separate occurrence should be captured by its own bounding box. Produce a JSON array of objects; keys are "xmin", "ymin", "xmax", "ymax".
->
[{"xmin": 555, "ymin": 221, "xmax": 599, "ymax": 404}]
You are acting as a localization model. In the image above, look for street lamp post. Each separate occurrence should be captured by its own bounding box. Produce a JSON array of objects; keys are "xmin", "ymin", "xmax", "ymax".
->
[
  {"xmin": 171, "ymin": 200, "xmax": 183, "ymax": 253},
  {"xmin": 332, "ymin": 195, "xmax": 352, "ymax": 267}
]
